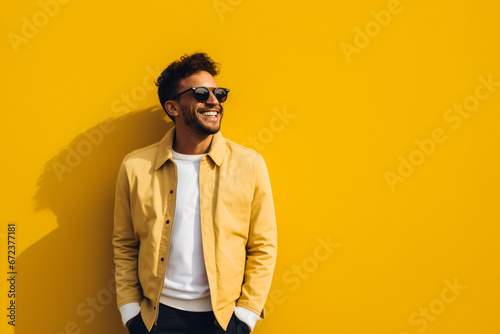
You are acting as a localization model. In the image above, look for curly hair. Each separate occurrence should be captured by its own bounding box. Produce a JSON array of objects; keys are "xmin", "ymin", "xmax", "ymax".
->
[{"xmin": 156, "ymin": 52, "xmax": 220, "ymax": 122}]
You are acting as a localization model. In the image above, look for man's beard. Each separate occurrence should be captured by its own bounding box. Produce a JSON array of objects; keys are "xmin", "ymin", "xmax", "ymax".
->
[{"xmin": 181, "ymin": 106, "xmax": 223, "ymax": 135}]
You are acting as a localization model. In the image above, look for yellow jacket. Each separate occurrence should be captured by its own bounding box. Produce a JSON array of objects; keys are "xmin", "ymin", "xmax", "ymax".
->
[{"xmin": 112, "ymin": 126, "xmax": 277, "ymax": 331}]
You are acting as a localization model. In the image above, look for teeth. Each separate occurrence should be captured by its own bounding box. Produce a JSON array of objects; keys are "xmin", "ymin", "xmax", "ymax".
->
[{"xmin": 201, "ymin": 111, "xmax": 217, "ymax": 116}]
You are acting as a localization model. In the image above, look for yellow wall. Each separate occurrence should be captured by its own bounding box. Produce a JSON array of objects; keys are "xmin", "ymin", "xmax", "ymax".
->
[{"xmin": 1, "ymin": 0, "xmax": 499, "ymax": 333}]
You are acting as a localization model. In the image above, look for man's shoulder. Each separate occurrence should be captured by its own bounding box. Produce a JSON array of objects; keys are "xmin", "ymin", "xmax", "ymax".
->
[
  {"xmin": 121, "ymin": 141, "xmax": 161, "ymax": 166},
  {"xmin": 222, "ymin": 137, "xmax": 263, "ymax": 163}
]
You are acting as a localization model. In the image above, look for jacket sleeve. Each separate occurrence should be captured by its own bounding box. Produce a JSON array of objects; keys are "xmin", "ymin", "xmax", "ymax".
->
[
  {"xmin": 236, "ymin": 154, "xmax": 278, "ymax": 319},
  {"xmin": 112, "ymin": 158, "xmax": 143, "ymax": 308}
]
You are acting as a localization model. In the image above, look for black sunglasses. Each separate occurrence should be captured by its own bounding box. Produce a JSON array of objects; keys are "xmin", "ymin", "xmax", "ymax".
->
[{"xmin": 170, "ymin": 86, "xmax": 230, "ymax": 103}]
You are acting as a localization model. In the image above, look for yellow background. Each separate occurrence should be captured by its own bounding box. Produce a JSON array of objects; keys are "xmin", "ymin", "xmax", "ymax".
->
[{"xmin": 1, "ymin": 0, "xmax": 499, "ymax": 333}]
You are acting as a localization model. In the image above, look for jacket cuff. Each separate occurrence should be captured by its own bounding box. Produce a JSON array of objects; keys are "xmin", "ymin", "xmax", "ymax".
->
[
  {"xmin": 234, "ymin": 305, "xmax": 260, "ymax": 332},
  {"xmin": 119, "ymin": 302, "xmax": 141, "ymax": 327}
]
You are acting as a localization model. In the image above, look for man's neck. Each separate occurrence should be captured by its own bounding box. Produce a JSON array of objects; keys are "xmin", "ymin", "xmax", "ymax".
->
[{"xmin": 173, "ymin": 129, "xmax": 213, "ymax": 155}]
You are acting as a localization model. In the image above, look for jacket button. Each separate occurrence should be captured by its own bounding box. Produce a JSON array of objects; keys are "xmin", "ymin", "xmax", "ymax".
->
[
  {"xmin": 161, "ymin": 257, "xmax": 164, "ymax": 261},
  {"xmin": 166, "ymin": 220, "xmax": 170, "ymax": 224},
  {"xmin": 170, "ymin": 190, "xmax": 174, "ymax": 194}
]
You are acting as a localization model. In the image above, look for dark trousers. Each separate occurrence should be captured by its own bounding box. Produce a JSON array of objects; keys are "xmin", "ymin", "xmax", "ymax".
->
[{"xmin": 128, "ymin": 304, "xmax": 251, "ymax": 334}]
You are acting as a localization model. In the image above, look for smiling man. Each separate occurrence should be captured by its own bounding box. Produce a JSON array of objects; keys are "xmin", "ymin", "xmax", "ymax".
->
[{"xmin": 112, "ymin": 53, "xmax": 277, "ymax": 334}]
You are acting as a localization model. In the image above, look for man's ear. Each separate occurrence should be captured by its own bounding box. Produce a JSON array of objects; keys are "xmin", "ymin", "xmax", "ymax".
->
[{"xmin": 165, "ymin": 101, "xmax": 179, "ymax": 119}]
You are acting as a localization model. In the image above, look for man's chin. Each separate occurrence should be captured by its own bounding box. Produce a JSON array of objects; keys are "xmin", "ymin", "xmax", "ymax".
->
[{"xmin": 196, "ymin": 124, "xmax": 221, "ymax": 135}]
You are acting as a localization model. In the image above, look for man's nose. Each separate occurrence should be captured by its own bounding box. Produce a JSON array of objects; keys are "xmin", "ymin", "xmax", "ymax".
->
[{"xmin": 205, "ymin": 89, "xmax": 219, "ymax": 105}]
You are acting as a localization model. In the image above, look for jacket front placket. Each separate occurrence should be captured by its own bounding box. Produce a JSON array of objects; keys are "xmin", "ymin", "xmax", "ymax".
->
[
  {"xmin": 150, "ymin": 158, "xmax": 178, "ymax": 331},
  {"xmin": 198, "ymin": 154, "xmax": 219, "ymax": 320}
]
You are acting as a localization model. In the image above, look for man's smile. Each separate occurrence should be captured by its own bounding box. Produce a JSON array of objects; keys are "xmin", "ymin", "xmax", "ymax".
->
[{"xmin": 198, "ymin": 109, "xmax": 221, "ymax": 119}]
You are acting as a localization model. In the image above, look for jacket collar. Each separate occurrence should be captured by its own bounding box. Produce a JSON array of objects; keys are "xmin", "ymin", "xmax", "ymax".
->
[{"xmin": 154, "ymin": 126, "xmax": 226, "ymax": 170}]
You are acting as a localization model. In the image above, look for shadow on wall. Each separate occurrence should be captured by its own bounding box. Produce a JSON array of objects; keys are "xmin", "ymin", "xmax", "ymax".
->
[{"xmin": 18, "ymin": 107, "xmax": 173, "ymax": 334}]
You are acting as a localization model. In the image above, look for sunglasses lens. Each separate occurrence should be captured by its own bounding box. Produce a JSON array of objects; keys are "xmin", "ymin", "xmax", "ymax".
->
[
  {"xmin": 214, "ymin": 88, "xmax": 228, "ymax": 102},
  {"xmin": 194, "ymin": 87, "xmax": 210, "ymax": 102},
  {"xmin": 192, "ymin": 87, "xmax": 228, "ymax": 103}
]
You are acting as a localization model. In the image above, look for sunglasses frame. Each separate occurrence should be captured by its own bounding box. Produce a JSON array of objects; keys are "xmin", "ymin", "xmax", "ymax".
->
[{"xmin": 170, "ymin": 86, "xmax": 230, "ymax": 103}]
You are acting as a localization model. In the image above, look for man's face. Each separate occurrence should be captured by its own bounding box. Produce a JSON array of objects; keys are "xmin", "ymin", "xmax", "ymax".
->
[{"xmin": 173, "ymin": 71, "xmax": 224, "ymax": 135}]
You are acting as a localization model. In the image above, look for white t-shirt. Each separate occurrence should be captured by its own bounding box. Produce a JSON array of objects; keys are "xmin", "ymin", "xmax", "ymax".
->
[{"xmin": 159, "ymin": 149, "xmax": 212, "ymax": 311}]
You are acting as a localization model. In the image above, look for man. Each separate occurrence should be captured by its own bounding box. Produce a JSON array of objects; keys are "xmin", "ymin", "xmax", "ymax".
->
[{"xmin": 112, "ymin": 52, "xmax": 277, "ymax": 334}]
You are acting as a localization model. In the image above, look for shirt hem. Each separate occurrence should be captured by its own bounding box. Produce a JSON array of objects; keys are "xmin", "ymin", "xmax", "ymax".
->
[{"xmin": 159, "ymin": 295, "xmax": 213, "ymax": 312}]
